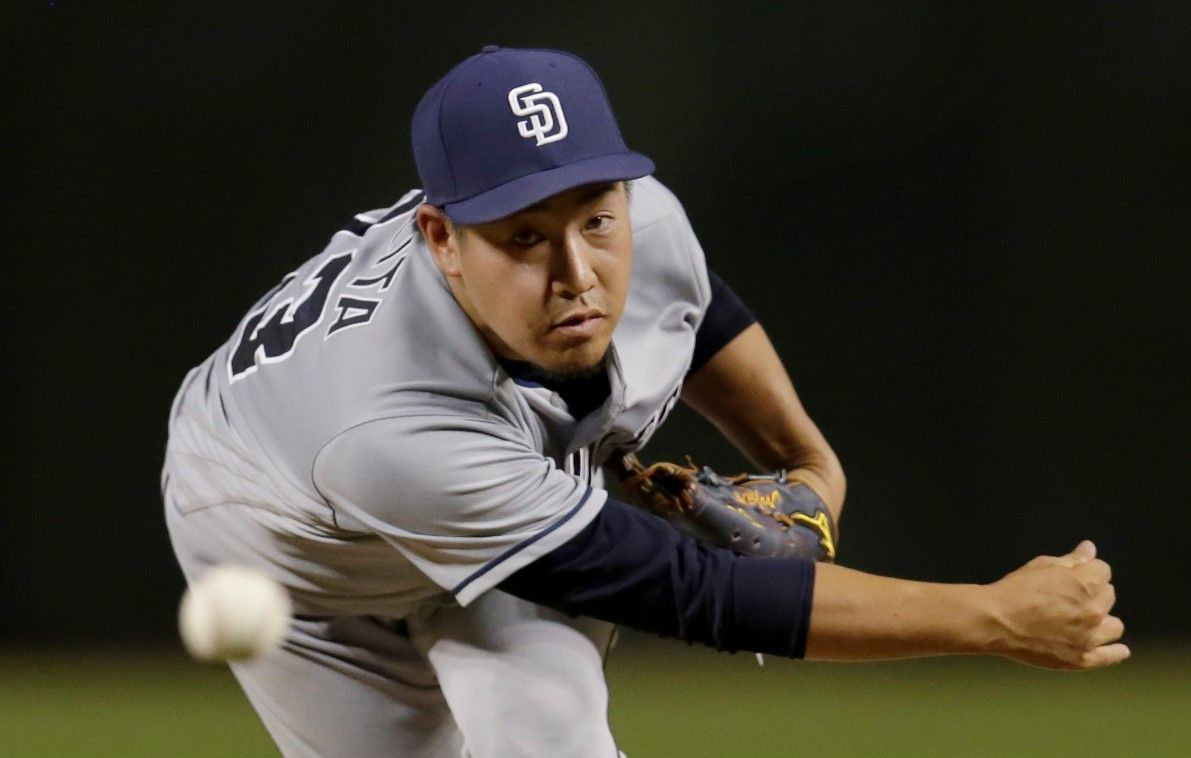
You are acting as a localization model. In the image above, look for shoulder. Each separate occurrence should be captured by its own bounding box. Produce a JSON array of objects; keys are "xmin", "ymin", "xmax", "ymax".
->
[
  {"xmin": 625, "ymin": 176, "xmax": 711, "ymax": 308},
  {"xmin": 629, "ymin": 175, "xmax": 689, "ymax": 232},
  {"xmin": 628, "ymin": 176, "xmax": 703, "ymax": 266}
]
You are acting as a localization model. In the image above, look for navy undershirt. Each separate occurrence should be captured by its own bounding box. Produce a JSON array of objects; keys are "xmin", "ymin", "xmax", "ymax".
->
[
  {"xmin": 498, "ymin": 268, "xmax": 756, "ymax": 419},
  {"xmin": 499, "ymin": 497, "xmax": 816, "ymax": 658},
  {"xmin": 689, "ymin": 268, "xmax": 757, "ymax": 376}
]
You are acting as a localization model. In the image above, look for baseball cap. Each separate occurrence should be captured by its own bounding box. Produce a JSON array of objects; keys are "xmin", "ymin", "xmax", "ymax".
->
[{"xmin": 411, "ymin": 45, "xmax": 655, "ymax": 224}]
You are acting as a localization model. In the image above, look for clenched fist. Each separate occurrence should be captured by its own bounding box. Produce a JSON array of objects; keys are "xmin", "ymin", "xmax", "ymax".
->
[{"xmin": 987, "ymin": 540, "xmax": 1129, "ymax": 670}]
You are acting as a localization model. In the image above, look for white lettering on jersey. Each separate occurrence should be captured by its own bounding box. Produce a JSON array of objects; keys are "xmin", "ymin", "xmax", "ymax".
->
[
  {"xmin": 326, "ymin": 224, "xmax": 417, "ymax": 339},
  {"xmin": 508, "ymin": 83, "xmax": 568, "ymax": 146}
]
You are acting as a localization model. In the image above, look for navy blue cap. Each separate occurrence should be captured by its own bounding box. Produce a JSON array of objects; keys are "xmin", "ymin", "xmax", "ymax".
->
[{"xmin": 412, "ymin": 46, "xmax": 655, "ymax": 224}]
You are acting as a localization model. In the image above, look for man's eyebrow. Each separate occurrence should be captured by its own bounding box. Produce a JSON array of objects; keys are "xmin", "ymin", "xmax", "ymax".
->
[{"xmin": 521, "ymin": 182, "xmax": 619, "ymax": 214}]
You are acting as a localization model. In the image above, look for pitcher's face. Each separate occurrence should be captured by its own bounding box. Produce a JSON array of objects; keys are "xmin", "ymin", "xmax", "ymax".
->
[{"xmin": 420, "ymin": 182, "xmax": 633, "ymax": 376}]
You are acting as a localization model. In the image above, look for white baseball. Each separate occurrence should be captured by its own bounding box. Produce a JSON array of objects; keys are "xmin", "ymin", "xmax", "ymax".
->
[{"xmin": 178, "ymin": 565, "xmax": 292, "ymax": 662}]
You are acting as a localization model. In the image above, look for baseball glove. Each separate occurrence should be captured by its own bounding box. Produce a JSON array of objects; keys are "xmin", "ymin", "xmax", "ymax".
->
[{"xmin": 611, "ymin": 453, "xmax": 837, "ymax": 561}]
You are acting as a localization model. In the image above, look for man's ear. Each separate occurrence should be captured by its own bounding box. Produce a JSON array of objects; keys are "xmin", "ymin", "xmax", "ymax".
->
[{"xmin": 416, "ymin": 204, "xmax": 461, "ymax": 276}]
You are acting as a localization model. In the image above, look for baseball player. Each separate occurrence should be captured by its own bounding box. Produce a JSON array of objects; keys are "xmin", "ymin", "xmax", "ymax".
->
[{"xmin": 164, "ymin": 46, "xmax": 1128, "ymax": 757}]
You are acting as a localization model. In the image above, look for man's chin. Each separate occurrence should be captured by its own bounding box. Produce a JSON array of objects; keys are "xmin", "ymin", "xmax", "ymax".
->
[{"xmin": 533, "ymin": 346, "xmax": 609, "ymax": 382}]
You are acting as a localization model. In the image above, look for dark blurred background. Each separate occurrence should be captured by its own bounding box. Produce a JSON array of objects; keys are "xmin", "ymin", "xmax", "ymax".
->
[{"xmin": 3, "ymin": 2, "xmax": 1186, "ymax": 644}]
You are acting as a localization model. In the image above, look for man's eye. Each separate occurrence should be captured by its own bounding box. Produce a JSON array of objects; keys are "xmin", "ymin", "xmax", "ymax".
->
[
  {"xmin": 511, "ymin": 230, "xmax": 542, "ymax": 246},
  {"xmin": 585, "ymin": 214, "xmax": 613, "ymax": 231}
]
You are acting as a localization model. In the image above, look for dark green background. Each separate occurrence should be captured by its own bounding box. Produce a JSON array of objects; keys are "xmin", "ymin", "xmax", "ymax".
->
[{"xmin": 4, "ymin": 2, "xmax": 1186, "ymax": 644}]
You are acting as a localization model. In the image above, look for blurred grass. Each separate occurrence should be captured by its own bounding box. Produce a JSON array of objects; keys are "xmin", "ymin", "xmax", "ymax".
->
[
  {"xmin": 0, "ymin": 648, "xmax": 275, "ymax": 757},
  {"xmin": 1, "ymin": 639, "xmax": 1188, "ymax": 757},
  {"xmin": 608, "ymin": 635, "xmax": 1191, "ymax": 757}
]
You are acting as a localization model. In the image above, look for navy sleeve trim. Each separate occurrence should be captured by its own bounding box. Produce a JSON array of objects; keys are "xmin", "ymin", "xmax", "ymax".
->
[
  {"xmin": 450, "ymin": 487, "xmax": 594, "ymax": 597},
  {"xmin": 498, "ymin": 497, "xmax": 816, "ymax": 658},
  {"xmin": 688, "ymin": 268, "xmax": 757, "ymax": 376}
]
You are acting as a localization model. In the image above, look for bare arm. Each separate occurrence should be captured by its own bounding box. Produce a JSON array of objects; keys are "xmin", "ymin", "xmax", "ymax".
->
[
  {"xmin": 681, "ymin": 322, "xmax": 846, "ymax": 519},
  {"xmin": 806, "ymin": 540, "xmax": 1129, "ymax": 668}
]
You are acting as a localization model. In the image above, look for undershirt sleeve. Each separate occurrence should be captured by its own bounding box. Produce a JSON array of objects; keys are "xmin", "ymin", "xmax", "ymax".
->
[
  {"xmin": 687, "ymin": 269, "xmax": 757, "ymax": 376},
  {"xmin": 498, "ymin": 497, "xmax": 816, "ymax": 658}
]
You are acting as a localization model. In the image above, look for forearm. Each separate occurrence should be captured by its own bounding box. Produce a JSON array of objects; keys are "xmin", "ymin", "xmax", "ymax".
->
[
  {"xmin": 682, "ymin": 322, "xmax": 846, "ymax": 515},
  {"xmin": 805, "ymin": 563, "xmax": 993, "ymax": 661},
  {"xmin": 807, "ymin": 543, "xmax": 1129, "ymax": 670}
]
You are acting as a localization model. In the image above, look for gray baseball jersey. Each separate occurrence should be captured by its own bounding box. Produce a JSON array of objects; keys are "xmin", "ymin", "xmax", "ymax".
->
[{"xmin": 164, "ymin": 175, "xmax": 710, "ymax": 756}]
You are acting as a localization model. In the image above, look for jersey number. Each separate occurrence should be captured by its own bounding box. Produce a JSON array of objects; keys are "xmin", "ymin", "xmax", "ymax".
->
[{"xmin": 228, "ymin": 252, "xmax": 353, "ymax": 380}]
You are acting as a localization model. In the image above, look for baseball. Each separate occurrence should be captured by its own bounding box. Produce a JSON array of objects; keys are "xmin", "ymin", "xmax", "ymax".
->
[{"xmin": 178, "ymin": 565, "xmax": 292, "ymax": 662}]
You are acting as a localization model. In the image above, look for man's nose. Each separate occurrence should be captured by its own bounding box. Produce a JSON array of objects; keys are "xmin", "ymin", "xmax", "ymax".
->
[{"xmin": 551, "ymin": 231, "xmax": 598, "ymax": 297}]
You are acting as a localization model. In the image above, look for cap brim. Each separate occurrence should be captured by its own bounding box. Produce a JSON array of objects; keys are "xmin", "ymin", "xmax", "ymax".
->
[{"xmin": 441, "ymin": 152, "xmax": 655, "ymax": 224}]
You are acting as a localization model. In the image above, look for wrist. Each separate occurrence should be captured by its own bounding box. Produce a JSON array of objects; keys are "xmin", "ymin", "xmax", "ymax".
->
[
  {"xmin": 783, "ymin": 466, "xmax": 844, "ymax": 522},
  {"xmin": 910, "ymin": 581, "xmax": 1005, "ymax": 656},
  {"xmin": 962, "ymin": 583, "xmax": 1012, "ymax": 656}
]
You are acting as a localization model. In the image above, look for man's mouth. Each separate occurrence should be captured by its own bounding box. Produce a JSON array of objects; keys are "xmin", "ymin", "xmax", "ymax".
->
[{"xmin": 551, "ymin": 308, "xmax": 605, "ymax": 337}]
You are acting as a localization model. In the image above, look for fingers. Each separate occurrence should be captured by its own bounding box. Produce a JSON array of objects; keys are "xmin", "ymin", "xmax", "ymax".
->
[
  {"xmin": 1088, "ymin": 613, "xmax": 1125, "ymax": 647},
  {"xmin": 1093, "ymin": 582, "xmax": 1117, "ymax": 614},
  {"xmin": 1079, "ymin": 642, "xmax": 1131, "ymax": 669},
  {"xmin": 1052, "ymin": 540, "xmax": 1096, "ymax": 566},
  {"xmin": 1073, "ymin": 558, "xmax": 1113, "ymax": 594},
  {"xmin": 1071, "ymin": 540, "xmax": 1097, "ymax": 562}
]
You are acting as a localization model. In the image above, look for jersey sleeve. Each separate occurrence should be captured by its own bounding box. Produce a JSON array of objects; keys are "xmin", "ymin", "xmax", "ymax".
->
[{"xmin": 312, "ymin": 413, "xmax": 607, "ymax": 605}]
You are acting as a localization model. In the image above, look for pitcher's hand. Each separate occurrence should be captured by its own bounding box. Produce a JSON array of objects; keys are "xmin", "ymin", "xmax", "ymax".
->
[{"xmin": 987, "ymin": 540, "xmax": 1129, "ymax": 669}]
